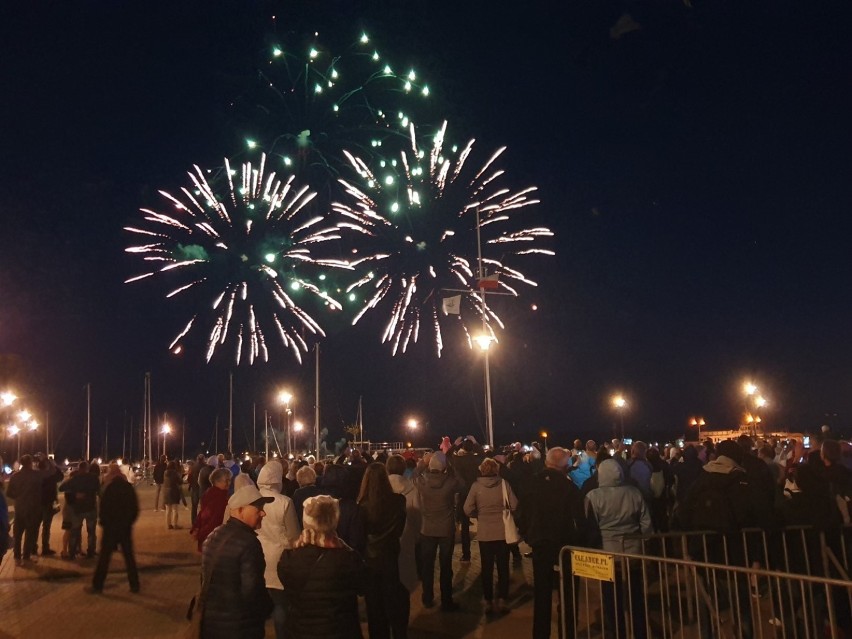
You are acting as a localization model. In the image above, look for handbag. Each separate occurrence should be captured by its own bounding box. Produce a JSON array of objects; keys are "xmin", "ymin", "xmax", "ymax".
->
[{"xmin": 501, "ymin": 480, "xmax": 521, "ymax": 545}]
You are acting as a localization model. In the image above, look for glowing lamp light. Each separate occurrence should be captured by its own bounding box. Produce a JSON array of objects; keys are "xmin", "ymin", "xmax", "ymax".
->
[
  {"xmin": 407, "ymin": 419, "xmax": 418, "ymax": 429},
  {"xmin": 28, "ymin": 420, "xmax": 39, "ymax": 431},
  {"xmin": 744, "ymin": 382, "xmax": 757, "ymax": 396},
  {"xmin": 160, "ymin": 423, "xmax": 171, "ymax": 435},
  {"xmin": 1, "ymin": 391, "xmax": 17, "ymax": 407},
  {"xmin": 612, "ymin": 396, "xmax": 627, "ymax": 409},
  {"xmin": 8, "ymin": 425, "xmax": 20, "ymax": 437},
  {"xmin": 278, "ymin": 391, "xmax": 293, "ymax": 405},
  {"xmin": 755, "ymin": 396, "xmax": 768, "ymax": 408},
  {"xmin": 474, "ymin": 335, "xmax": 493, "ymax": 351},
  {"xmin": 18, "ymin": 410, "xmax": 32, "ymax": 423},
  {"xmin": 293, "ymin": 421, "xmax": 304, "ymax": 433}
]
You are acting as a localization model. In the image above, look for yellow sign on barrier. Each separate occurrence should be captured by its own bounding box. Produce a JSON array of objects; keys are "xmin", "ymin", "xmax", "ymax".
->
[{"xmin": 571, "ymin": 549, "xmax": 615, "ymax": 582}]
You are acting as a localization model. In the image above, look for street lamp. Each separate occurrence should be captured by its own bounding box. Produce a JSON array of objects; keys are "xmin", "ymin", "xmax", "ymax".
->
[
  {"xmin": 612, "ymin": 395, "xmax": 627, "ymax": 441},
  {"xmin": 742, "ymin": 381, "xmax": 768, "ymax": 436},
  {"xmin": 293, "ymin": 421, "xmax": 304, "ymax": 453},
  {"xmin": 689, "ymin": 417, "xmax": 705, "ymax": 442},
  {"xmin": 161, "ymin": 423, "xmax": 171, "ymax": 458},
  {"xmin": 474, "ymin": 334, "xmax": 495, "ymax": 449},
  {"xmin": 407, "ymin": 418, "xmax": 418, "ymax": 430},
  {"xmin": 540, "ymin": 430, "xmax": 548, "ymax": 451},
  {"xmin": 278, "ymin": 390, "xmax": 293, "ymax": 454},
  {"xmin": 1, "ymin": 391, "xmax": 17, "ymax": 407}
]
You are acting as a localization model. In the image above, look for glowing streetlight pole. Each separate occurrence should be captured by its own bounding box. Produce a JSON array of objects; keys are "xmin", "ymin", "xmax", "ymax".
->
[
  {"xmin": 612, "ymin": 395, "xmax": 627, "ymax": 441},
  {"xmin": 161, "ymin": 423, "xmax": 171, "ymax": 458},
  {"xmin": 540, "ymin": 430, "xmax": 548, "ymax": 452},
  {"xmin": 278, "ymin": 391, "xmax": 293, "ymax": 455},
  {"xmin": 689, "ymin": 417, "xmax": 706, "ymax": 442}
]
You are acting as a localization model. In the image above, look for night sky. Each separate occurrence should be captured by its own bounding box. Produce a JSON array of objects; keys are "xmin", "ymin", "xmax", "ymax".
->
[{"xmin": 2, "ymin": 0, "xmax": 852, "ymax": 459}]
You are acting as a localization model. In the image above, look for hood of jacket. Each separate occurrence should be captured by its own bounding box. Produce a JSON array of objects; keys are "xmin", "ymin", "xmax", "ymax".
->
[
  {"xmin": 596, "ymin": 459, "xmax": 625, "ymax": 488},
  {"xmin": 424, "ymin": 470, "xmax": 449, "ymax": 489},
  {"xmin": 476, "ymin": 475, "xmax": 502, "ymax": 489},
  {"xmin": 388, "ymin": 473, "xmax": 415, "ymax": 496},
  {"xmin": 703, "ymin": 455, "xmax": 743, "ymax": 475},
  {"xmin": 257, "ymin": 461, "xmax": 283, "ymax": 493}
]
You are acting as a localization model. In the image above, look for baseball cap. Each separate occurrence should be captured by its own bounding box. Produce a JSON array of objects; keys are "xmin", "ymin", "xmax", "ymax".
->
[{"xmin": 228, "ymin": 484, "xmax": 274, "ymax": 510}]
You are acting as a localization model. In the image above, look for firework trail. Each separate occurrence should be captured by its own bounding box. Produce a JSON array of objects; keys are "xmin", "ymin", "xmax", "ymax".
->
[
  {"xmin": 125, "ymin": 154, "xmax": 349, "ymax": 364},
  {"xmin": 331, "ymin": 121, "xmax": 554, "ymax": 356}
]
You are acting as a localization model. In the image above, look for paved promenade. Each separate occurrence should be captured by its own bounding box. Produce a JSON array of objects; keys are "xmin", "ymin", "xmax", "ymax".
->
[{"xmin": 1, "ymin": 483, "xmax": 556, "ymax": 638}]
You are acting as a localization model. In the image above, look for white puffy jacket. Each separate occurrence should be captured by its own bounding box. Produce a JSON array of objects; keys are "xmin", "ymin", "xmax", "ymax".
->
[{"xmin": 256, "ymin": 461, "xmax": 301, "ymax": 589}]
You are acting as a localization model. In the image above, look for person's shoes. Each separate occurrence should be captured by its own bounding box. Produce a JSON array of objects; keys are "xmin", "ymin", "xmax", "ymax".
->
[
  {"xmin": 42, "ymin": 548, "xmax": 56, "ymax": 556},
  {"xmin": 484, "ymin": 600, "xmax": 496, "ymax": 615},
  {"xmin": 168, "ymin": 524, "xmax": 174, "ymax": 530},
  {"xmin": 60, "ymin": 551, "xmax": 69, "ymax": 559},
  {"xmin": 496, "ymin": 599, "xmax": 510, "ymax": 614},
  {"xmin": 130, "ymin": 584, "xmax": 140, "ymax": 594},
  {"xmin": 15, "ymin": 558, "xmax": 24, "ymax": 567},
  {"xmin": 441, "ymin": 601, "xmax": 460, "ymax": 612},
  {"xmin": 422, "ymin": 599, "xmax": 436, "ymax": 609},
  {"xmin": 86, "ymin": 551, "xmax": 96, "ymax": 559},
  {"xmin": 460, "ymin": 556, "xmax": 471, "ymax": 563},
  {"xmin": 523, "ymin": 551, "xmax": 533, "ymax": 558},
  {"xmin": 173, "ymin": 525, "xmax": 181, "ymax": 530},
  {"xmin": 84, "ymin": 586, "xmax": 103, "ymax": 595}
]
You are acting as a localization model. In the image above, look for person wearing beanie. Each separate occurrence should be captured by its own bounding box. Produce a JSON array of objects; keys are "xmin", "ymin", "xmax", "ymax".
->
[
  {"xmin": 414, "ymin": 451, "xmax": 464, "ymax": 611},
  {"xmin": 278, "ymin": 495, "xmax": 364, "ymax": 638},
  {"xmin": 89, "ymin": 462, "xmax": 140, "ymax": 594}
]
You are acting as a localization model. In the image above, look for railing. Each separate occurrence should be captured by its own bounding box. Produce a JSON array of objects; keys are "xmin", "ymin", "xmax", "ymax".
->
[{"xmin": 558, "ymin": 527, "xmax": 852, "ymax": 638}]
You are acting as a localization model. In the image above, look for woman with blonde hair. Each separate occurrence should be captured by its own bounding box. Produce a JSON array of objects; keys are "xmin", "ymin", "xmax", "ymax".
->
[
  {"xmin": 278, "ymin": 495, "xmax": 364, "ymax": 638},
  {"xmin": 463, "ymin": 457, "xmax": 518, "ymax": 615}
]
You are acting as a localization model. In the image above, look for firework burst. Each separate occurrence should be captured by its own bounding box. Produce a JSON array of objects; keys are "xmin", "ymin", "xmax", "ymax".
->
[
  {"xmin": 332, "ymin": 121, "xmax": 554, "ymax": 356},
  {"xmin": 232, "ymin": 31, "xmax": 437, "ymax": 191},
  {"xmin": 125, "ymin": 154, "xmax": 348, "ymax": 364}
]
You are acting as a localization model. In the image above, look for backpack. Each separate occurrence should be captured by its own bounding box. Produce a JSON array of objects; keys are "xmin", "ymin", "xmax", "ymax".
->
[
  {"xmin": 684, "ymin": 473, "xmax": 745, "ymax": 533},
  {"xmin": 650, "ymin": 470, "xmax": 666, "ymax": 499}
]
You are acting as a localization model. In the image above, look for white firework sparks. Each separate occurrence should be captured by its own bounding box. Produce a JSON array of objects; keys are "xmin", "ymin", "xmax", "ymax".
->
[
  {"xmin": 332, "ymin": 121, "xmax": 554, "ymax": 356},
  {"xmin": 125, "ymin": 154, "xmax": 348, "ymax": 364}
]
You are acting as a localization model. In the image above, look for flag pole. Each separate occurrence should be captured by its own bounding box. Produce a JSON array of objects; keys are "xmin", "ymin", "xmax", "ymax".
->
[{"xmin": 475, "ymin": 206, "xmax": 495, "ymax": 449}]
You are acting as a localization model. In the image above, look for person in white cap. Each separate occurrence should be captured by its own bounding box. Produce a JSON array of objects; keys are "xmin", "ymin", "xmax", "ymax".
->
[{"xmin": 198, "ymin": 484, "xmax": 274, "ymax": 639}]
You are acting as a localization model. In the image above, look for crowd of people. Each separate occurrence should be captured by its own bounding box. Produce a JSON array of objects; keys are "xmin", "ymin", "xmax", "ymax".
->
[{"xmin": 1, "ymin": 430, "xmax": 850, "ymax": 638}]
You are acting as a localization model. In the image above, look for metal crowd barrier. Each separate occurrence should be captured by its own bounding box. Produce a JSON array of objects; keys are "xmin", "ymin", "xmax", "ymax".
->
[{"xmin": 559, "ymin": 533, "xmax": 852, "ymax": 638}]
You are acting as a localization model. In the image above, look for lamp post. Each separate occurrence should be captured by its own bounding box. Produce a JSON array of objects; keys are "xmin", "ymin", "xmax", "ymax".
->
[
  {"xmin": 278, "ymin": 391, "xmax": 293, "ymax": 455},
  {"xmin": 689, "ymin": 417, "xmax": 705, "ymax": 442},
  {"xmin": 474, "ymin": 335, "xmax": 495, "ymax": 449},
  {"xmin": 612, "ymin": 395, "xmax": 627, "ymax": 441},
  {"xmin": 293, "ymin": 421, "xmax": 303, "ymax": 454},
  {"xmin": 161, "ymin": 423, "xmax": 171, "ymax": 458},
  {"xmin": 8, "ymin": 425, "xmax": 21, "ymax": 460},
  {"xmin": 742, "ymin": 381, "xmax": 768, "ymax": 436},
  {"xmin": 540, "ymin": 430, "xmax": 548, "ymax": 452}
]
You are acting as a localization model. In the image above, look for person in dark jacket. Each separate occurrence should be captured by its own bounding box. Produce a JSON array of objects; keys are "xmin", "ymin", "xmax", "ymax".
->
[
  {"xmin": 681, "ymin": 440, "xmax": 755, "ymax": 639},
  {"xmin": 58, "ymin": 460, "xmax": 100, "ymax": 559},
  {"xmin": 8, "ymin": 455, "xmax": 59, "ymax": 565},
  {"xmin": 448, "ymin": 438, "xmax": 481, "ymax": 563},
  {"xmin": 320, "ymin": 463, "xmax": 366, "ymax": 553},
  {"xmin": 152, "ymin": 455, "xmax": 167, "ymax": 510},
  {"xmin": 201, "ymin": 484, "xmax": 273, "ymax": 639},
  {"xmin": 188, "ymin": 453, "xmax": 206, "ymax": 526},
  {"xmin": 90, "ymin": 463, "xmax": 140, "ymax": 593},
  {"xmin": 414, "ymin": 451, "xmax": 465, "ymax": 611},
  {"xmin": 278, "ymin": 494, "xmax": 364, "ymax": 639},
  {"xmin": 37, "ymin": 457, "xmax": 63, "ymax": 556},
  {"xmin": 358, "ymin": 463, "xmax": 407, "ymax": 638},
  {"xmin": 163, "ymin": 460, "xmax": 183, "ymax": 529},
  {"xmin": 519, "ymin": 447, "xmax": 584, "ymax": 639}
]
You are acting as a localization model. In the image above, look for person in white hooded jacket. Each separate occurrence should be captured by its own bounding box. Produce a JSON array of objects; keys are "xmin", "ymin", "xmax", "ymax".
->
[
  {"xmin": 256, "ymin": 460, "xmax": 301, "ymax": 639},
  {"xmin": 386, "ymin": 454, "xmax": 422, "ymax": 595}
]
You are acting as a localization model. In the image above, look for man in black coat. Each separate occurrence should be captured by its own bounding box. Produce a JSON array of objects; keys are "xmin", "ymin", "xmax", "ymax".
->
[
  {"xmin": 519, "ymin": 447, "xmax": 584, "ymax": 639},
  {"xmin": 152, "ymin": 454, "xmax": 167, "ymax": 511},
  {"xmin": 201, "ymin": 484, "xmax": 273, "ymax": 639},
  {"xmin": 91, "ymin": 463, "xmax": 140, "ymax": 593},
  {"xmin": 7, "ymin": 454, "xmax": 59, "ymax": 566}
]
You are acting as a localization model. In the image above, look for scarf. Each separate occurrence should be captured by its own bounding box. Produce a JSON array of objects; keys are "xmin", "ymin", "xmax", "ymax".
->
[{"xmin": 294, "ymin": 528, "xmax": 345, "ymax": 549}]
